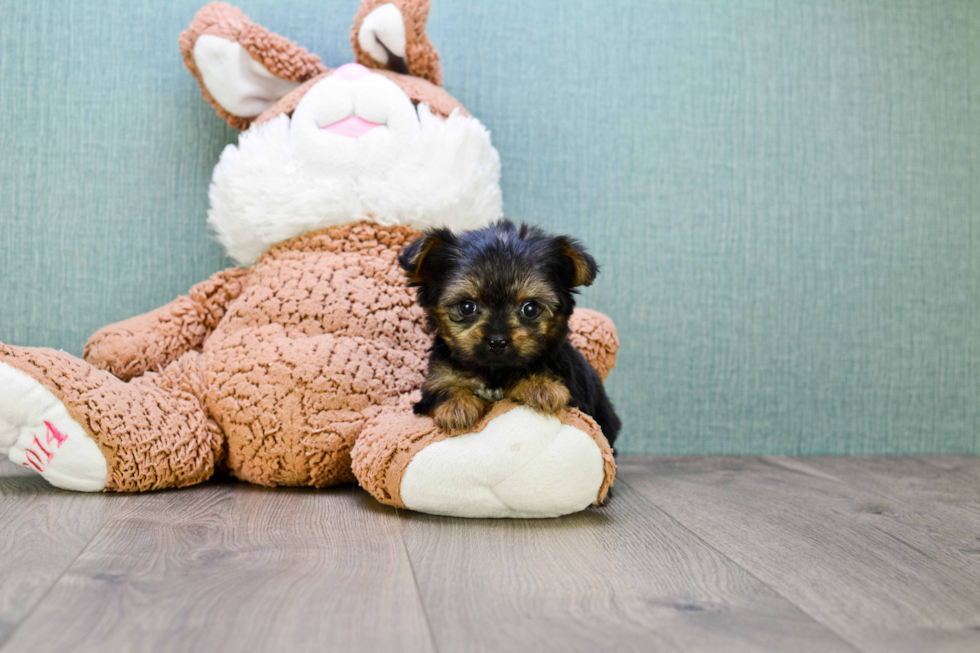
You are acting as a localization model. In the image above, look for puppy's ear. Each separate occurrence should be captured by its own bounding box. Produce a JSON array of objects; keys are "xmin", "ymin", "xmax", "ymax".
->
[
  {"xmin": 399, "ymin": 229, "xmax": 454, "ymax": 284},
  {"xmin": 555, "ymin": 236, "xmax": 598, "ymax": 288}
]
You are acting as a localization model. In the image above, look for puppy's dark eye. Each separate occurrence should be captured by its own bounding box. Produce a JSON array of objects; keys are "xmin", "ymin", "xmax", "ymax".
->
[
  {"xmin": 521, "ymin": 301, "xmax": 540, "ymax": 319},
  {"xmin": 459, "ymin": 300, "xmax": 477, "ymax": 316}
]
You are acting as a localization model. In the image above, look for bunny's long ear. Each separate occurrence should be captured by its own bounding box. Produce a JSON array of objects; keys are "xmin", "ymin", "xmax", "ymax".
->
[
  {"xmin": 352, "ymin": 0, "xmax": 443, "ymax": 86},
  {"xmin": 180, "ymin": 2, "xmax": 328, "ymax": 130}
]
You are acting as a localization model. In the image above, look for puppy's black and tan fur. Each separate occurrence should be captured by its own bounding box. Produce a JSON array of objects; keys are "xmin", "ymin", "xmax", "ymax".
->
[{"xmin": 399, "ymin": 220, "xmax": 620, "ymax": 446}]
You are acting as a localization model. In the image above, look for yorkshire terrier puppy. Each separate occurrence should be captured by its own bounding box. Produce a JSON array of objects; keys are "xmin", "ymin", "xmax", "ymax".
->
[{"xmin": 399, "ymin": 220, "xmax": 620, "ymax": 447}]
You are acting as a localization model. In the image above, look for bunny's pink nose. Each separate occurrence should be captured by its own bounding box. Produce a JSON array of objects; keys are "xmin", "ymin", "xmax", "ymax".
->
[{"xmin": 335, "ymin": 63, "xmax": 371, "ymax": 81}]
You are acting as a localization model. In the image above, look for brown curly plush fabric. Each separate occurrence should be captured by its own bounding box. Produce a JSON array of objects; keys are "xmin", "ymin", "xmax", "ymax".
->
[
  {"xmin": 352, "ymin": 400, "xmax": 616, "ymax": 509},
  {"xmin": 181, "ymin": 1, "xmax": 458, "ymax": 131},
  {"xmin": 568, "ymin": 310, "xmax": 620, "ymax": 382},
  {"xmin": 0, "ymin": 346, "xmax": 223, "ymax": 492},
  {"xmin": 84, "ymin": 268, "xmax": 249, "ymax": 382},
  {"xmin": 351, "ymin": 0, "xmax": 443, "ymax": 86},
  {"xmin": 179, "ymin": 2, "xmax": 328, "ymax": 130},
  {"xmin": 0, "ymin": 222, "xmax": 619, "ymax": 493}
]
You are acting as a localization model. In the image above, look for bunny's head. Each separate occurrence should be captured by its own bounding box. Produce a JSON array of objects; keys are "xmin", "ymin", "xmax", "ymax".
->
[{"xmin": 180, "ymin": 1, "xmax": 502, "ymax": 265}]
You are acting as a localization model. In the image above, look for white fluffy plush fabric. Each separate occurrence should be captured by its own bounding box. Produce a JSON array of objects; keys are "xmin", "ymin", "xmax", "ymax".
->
[
  {"xmin": 0, "ymin": 363, "xmax": 108, "ymax": 492},
  {"xmin": 399, "ymin": 406, "xmax": 606, "ymax": 518},
  {"xmin": 208, "ymin": 103, "xmax": 503, "ymax": 266},
  {"xmin": 194, "ymin": 35, "xmax": 301, "ymax": 118}
]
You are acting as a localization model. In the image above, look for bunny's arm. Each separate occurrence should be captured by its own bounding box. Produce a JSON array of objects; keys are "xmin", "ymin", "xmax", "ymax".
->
[
  {"xmin": 83, "ymin": 268, "xmax": 249, "ymax": 381},
  {"xmin": 568, "ymin": 309, "xmax": 620, "ymax": 381}
]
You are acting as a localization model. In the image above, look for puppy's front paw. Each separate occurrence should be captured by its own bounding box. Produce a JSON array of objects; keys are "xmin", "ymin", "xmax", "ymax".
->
[
  {"xmin": 433, "ymin": 393, "xmax": 488, "ymax": 435},
  {"xmin": 509, "ymin": 375, "xmax": 571, "ymax": 416}
]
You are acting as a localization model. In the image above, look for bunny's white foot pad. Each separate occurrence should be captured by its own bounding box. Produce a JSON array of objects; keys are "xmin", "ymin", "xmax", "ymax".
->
[
  {"xmin": 0, "ymin": 363, "xmax": 107, "ymax": 491},
  {"xmin": 399, "ymin": 406, "xmax": 607, "ymax": 518}
]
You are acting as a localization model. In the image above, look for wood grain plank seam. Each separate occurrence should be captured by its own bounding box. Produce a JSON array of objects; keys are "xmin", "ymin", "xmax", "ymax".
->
[
  {"xmin": 755, "ymin": 456, "xmax": 848, "ymax": 484},
  {"xmin": 0, "ymin": 513, "xmax": 115, "ymax": 652},
  {"xmin": 772, "ymin": 456, "xmax": 980, "ymax": 573},
  {"xmin": 761, "ymin": 455, "xmax": 970, "ymax": 527},
  {"xmin": 616, "ymin": 471, "xmax": 867, "ymax": 653},
  {"xmin": 394, "ymin": 508, "xmax": 441, "ymax": 653},
  {"xmin": 769, "ymin": 455, "xmax": 936, "ymax": 509},
  {"xmin": 919, "ymin": 456, "xmax": 980, "ymax": 473}
]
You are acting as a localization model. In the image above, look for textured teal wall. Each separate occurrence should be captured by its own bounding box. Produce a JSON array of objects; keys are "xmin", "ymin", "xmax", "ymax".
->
[{"xmin": 1, "ymin": 0, "xmax": 977, "ymax": 455}]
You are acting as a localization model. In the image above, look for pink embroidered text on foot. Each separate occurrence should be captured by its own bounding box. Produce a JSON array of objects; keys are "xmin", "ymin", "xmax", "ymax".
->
[{"xmin": 21, "ymin": 421, "xmax": 69, "ymax": 472}]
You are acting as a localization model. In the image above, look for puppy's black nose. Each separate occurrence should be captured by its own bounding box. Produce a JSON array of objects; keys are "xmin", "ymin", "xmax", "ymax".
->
[{"xmin": 487, "ymin": 335, "xmax": 509, "ymax": 351}]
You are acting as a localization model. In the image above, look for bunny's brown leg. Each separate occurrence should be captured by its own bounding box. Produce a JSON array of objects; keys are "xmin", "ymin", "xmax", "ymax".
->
[{"xmin": 0, "ymin": 345, "xmax": 222, "ymax": 492}]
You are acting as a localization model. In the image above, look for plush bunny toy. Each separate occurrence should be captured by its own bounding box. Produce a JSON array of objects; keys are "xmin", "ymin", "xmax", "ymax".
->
[{"xmin": 0, "ymin": 0, "xmax": 618, "ymax": 518}]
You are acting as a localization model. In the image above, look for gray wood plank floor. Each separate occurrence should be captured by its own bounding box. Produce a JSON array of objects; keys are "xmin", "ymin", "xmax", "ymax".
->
[
  {"xmin": 619, "ymin": 456, "xmax": 980, "ymax": 653},
  {"xmin": 0, "ymin": 455, "xmax": 977, "ymax": 653}
]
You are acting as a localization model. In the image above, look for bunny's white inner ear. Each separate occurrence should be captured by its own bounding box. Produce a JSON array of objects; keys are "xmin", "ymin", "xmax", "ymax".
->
[
  {"xmin": 194, "ymin": 34, "xmax": 300, "ymax": 118},
  {"xmin": 358, "ymin": 3, "xmax": 407, "ymax": 65}
]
